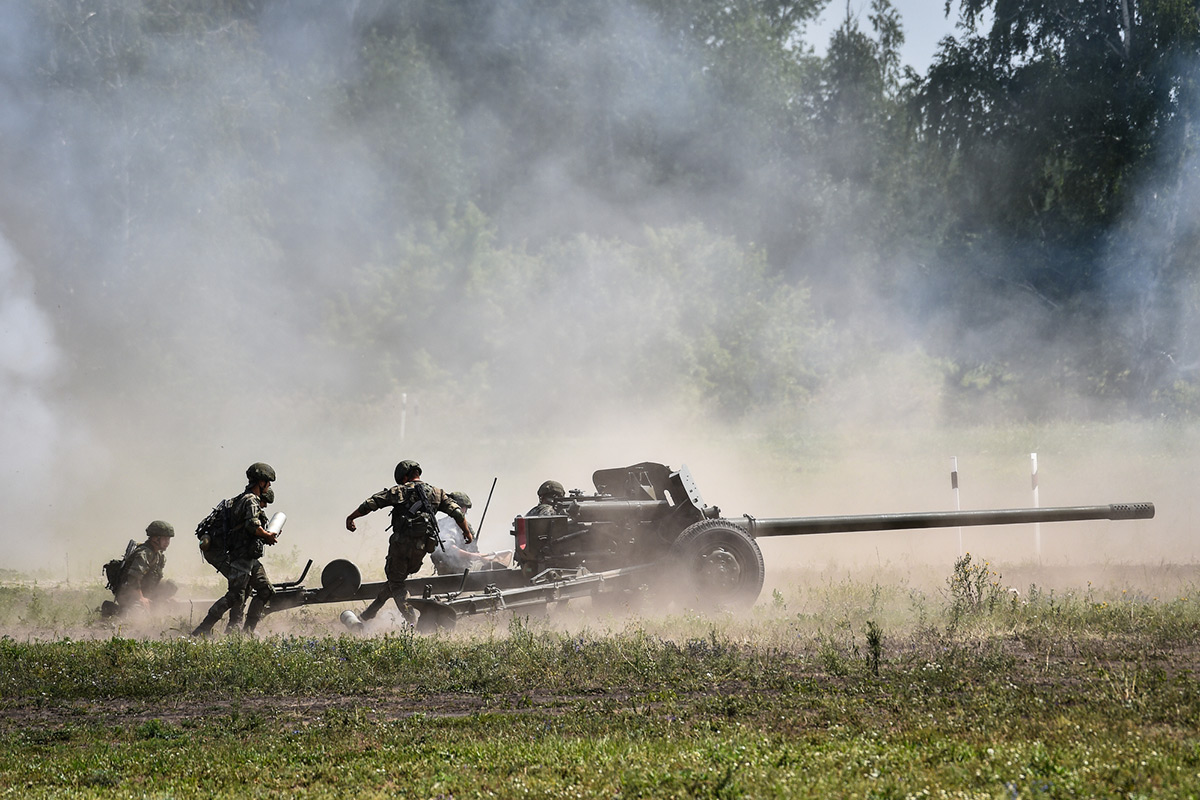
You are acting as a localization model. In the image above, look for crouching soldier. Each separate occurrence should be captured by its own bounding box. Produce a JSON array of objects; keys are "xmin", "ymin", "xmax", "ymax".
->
[
  {"xmin": 430, "ymin": 491, "xmax": 477, "ymax": 575},
  {"xmin": 101, "ymin": 520, "xmax": 177, "ymax": 617}
]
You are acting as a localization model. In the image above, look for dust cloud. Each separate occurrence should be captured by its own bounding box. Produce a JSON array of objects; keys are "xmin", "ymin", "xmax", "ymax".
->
[{"xmin": 0, "ymin": 1, "xmax": 1193, "ymax": 617}]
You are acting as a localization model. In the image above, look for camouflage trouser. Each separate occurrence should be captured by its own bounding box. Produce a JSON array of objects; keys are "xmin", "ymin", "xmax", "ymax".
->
[
  {"xmin": 228, "ymin": 558, "xmax": 275, "ymax": 627},
  {"xmin": 200, "ymin": 559, "xmax": 274, "ymax": 629},
  {"xmin": 203, "ymin": 550, "xmax": 232, "ymax": 578},
  {"xmin": 114, "ymin": 579, "xmax": 178, "ymax": 616},
  {"xmin": 201, "ymin": 551, "xmax": 241, "ymax": 624},
  {"xmin": 361, "ymin": 533, "xmax": 427, "ymax": 621}
]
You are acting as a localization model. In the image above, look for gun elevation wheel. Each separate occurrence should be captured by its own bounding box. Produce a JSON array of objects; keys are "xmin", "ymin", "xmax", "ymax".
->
[{"xmin": 669, "ymin": 519, "xmax": 765, "ymax": 610}]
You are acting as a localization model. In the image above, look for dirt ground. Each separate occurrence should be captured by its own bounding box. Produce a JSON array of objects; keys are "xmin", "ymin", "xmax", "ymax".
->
[
  {"xmin": 4, "ymin": 563, "xmax": 1200, "ymax": 740},
  {"xmin": 4, "ymin": 560, "xmax": 1200, "ymax": 644}
]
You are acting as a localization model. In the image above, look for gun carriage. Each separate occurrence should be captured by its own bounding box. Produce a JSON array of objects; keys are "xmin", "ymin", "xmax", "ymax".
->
[{"xmin": 260, "ymin": 462, "xmax": 1154, "ymax": 632}]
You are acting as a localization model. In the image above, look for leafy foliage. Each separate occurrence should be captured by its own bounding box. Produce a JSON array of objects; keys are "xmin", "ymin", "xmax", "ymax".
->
[
  {"xmin": 913, "ymin": 0, "xmax": 1200, "ymax": 408},
  {"xmin": 324, "ymin": 216, "xmax": 826, "ymax": 422}
]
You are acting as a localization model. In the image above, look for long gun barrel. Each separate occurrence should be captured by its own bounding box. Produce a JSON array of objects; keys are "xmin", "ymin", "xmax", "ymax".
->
[{"xmin": 742, "ymin": 503, "xmax": 1155, "ymax": 537}]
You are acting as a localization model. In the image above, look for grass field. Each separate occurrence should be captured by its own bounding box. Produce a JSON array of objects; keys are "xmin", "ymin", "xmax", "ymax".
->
[{"xmin": 2, "ymin": 556, "xmax": 1199, "ymax": 798}]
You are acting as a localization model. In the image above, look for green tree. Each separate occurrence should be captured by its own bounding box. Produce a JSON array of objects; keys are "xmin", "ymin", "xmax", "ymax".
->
[
  {"xmin": 915, "ymin": 0, "xmax": 1197, "ymax": 293},
  {"xmin": 910, "ymin": 0, "xmax": 1200, "ymax": 413}
]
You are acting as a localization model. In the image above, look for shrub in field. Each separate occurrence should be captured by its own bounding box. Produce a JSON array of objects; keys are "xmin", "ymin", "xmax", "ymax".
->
[
  {"xmin": 0, "ymin": 584, "xmax": 111, "ymax": 629},
  {"xmin": 946, "ymin": 554, "xmax": 1006, "ymax": 626},
  {"xmin": 864, "ymin": 620, "xmax": 882, "ymax": 677}
]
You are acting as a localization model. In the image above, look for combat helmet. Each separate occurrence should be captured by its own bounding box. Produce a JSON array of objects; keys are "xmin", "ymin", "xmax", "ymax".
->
[
  {"xmin": 394, "ymin": 460, "xmax": 422, "ymax": 484},
  {"xmin": 146, "ymin": 520, "xmax": 175, "ymax": 538},
  {"xmin": 448, "ymin": 491, "xmax": 472, "ymax": 509},
  {"xmin": 538, "ymin": 480, "xmax": 565, "ymax": 501},
  {"xmin": 247, "ymin": 462, "xmax": 276, "ymax": 483}
]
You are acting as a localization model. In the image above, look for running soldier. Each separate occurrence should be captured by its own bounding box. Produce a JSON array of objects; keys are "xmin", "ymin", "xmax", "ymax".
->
[
  {"xmin": 345, "ymin": 460, "xmax": 472, "ymax": 624},
  {"xmin": 191, "ymin": 462, "xmax": 278, "ymax": 636}
]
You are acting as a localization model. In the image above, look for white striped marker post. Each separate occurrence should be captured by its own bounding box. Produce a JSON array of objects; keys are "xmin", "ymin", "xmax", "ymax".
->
[
  {"xmin": 951, "ymin": 456, "xmax": 962, "ymax": 557},
  {"xmin": 1031, "ymin": 452, "xmax": 1041, "ymax": 558}
]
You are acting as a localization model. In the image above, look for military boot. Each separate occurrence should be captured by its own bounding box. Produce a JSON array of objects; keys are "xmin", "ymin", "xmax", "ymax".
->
[
  {"xmin": 243, "ymin": 597, "xmax": 268, "ymax": 635},
  {"xmin": 225, "ymin": 603, "xmax": 245, "ymax": 634},
  {"xmin": 359, "ymin": 597, "xmax": 386, "ymax": 622},
  {"xmin": 191, "ymin": 610, "xmax": 222, "ymax": 638}
]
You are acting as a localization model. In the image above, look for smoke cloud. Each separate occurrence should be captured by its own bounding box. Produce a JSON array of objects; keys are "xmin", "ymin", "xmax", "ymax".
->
[
  {"xmin": 0, "ymin": 233, "xmax": 83, "ymax": 568},
  {"xmin": 0, "ymin": 2, "xmax": 1185, "ymax": 586}
]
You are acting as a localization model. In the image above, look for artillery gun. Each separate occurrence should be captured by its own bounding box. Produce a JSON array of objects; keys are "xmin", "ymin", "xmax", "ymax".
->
[{"xmin": 261, "ymin": 461, "xmax": 1154, "ymax": 631}]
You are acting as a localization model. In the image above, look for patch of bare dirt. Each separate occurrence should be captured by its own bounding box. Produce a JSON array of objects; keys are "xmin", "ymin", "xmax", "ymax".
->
[{"xmin": 0, "ymin": 687, "xmax": 686, "ymax": 729}]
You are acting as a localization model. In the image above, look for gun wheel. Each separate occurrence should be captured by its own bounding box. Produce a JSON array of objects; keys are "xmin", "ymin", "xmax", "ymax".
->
[{"xmin": 669, "ymin": 519, "xmax": 764, "ymax": 610}]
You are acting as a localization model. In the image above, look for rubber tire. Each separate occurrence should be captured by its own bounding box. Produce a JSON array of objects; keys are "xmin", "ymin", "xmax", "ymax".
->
[{"xmin": 668, "ymin": 519, "xmax": 765, "ymax": 611}]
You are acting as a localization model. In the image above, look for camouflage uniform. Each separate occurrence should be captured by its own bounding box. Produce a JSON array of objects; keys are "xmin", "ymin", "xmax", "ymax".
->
[
  {"xmin": 115, "ymin": 543, "xmax": 175, "ymax": 612},
  {"xmin": 357, "ymin": 480, "xmax": 466, "ymax": 621},
  {"xmin": 193, "ymin": 489, "xmax": 275, "ymax": 634},
  {"xmin": 225, "ymin": 490, "xmax": 276, "ymax": 630},
  {"xmin": 526, "ymin": 480, "xmax": 565, "ymax": 517},
  {"xmin": 198, "ymin": 488, "xmax": 274, "ymax": 628}
]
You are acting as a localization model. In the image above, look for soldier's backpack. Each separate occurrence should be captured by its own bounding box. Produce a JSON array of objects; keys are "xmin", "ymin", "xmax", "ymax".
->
[
  {"xmin": 102, "ymin": 539, "xmax": 140, "ymax": 593},
  {"xmin": 195, "ymin": 498, "xmax": 235, "ymax": 557},
  {"xmin": 404, "ymin": 482, "xmax": 444, "ymax": 554}
]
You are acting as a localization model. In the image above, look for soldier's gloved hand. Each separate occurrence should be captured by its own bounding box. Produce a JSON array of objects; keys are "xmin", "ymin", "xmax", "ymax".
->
[{"xmin": 345, "ymin": 516, "xmax": 357, "ymax": 532}]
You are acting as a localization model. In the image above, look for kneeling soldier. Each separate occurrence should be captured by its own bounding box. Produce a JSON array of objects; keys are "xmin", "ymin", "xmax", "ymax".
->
[{"xmin": 103, "ymin": 520, "xmax": 177, "ymax": 616}]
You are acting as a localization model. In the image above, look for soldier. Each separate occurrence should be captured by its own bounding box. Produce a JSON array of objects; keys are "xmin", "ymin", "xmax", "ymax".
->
[
  {"xmin": 105, "ymin": 520, "xmax": 177, "ymax": 617},
  {"xmin": 212, "ymin": 487, "xmax": 274, "ymax": 630},
  {"xmin": 527, "ymin": 480, "xmax": 565, "ymax": 516},
  {"xmin": 431, "ymin": 491, "xmax": 479, "ymax": 575},
  {"xmin": 346, "ymin": 460, "xmax": 472, "ymax": 624},
  {"xmin": 236, "ymin": 486, "xmax": 279, "ymax": 628},
  {"xmin": 191, "ymin": 462, "xmax": 279, "ymax": 637},
  {"xmin": 431, "ymin": 491, "xmax": 513, "ymax": 575}
]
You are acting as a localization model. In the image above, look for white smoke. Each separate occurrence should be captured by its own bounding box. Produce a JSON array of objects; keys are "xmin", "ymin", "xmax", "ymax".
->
[
  {"xmin": 0, "ymin": 2, "xmax": 1189, "ymax": 581},
  {"xmin": 0, "ymin": 232, "xmax": 91, "ymax": 569}
]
